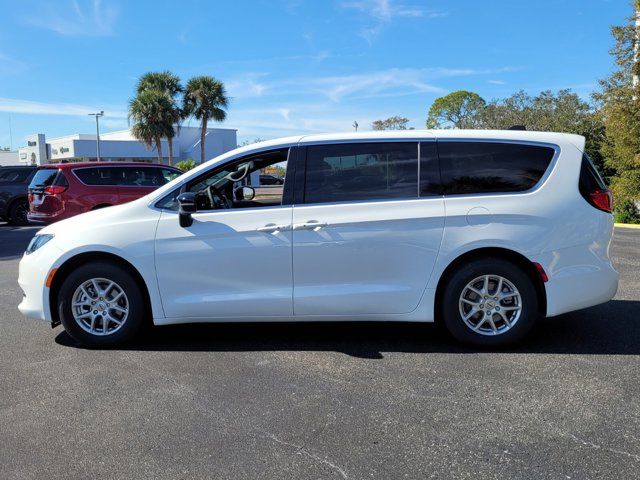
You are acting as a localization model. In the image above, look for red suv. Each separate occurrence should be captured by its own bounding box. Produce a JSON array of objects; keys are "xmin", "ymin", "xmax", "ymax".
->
[{"xmin": 28, "ymin": 162, "xmax": 182, "ymax": 224}]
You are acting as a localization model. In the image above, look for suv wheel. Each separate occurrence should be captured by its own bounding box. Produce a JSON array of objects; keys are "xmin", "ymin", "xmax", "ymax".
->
[
  {"xmin": 8, "ymin": 199, "xmax": 29, "ymax": 226},
  {"xmin": 442, "ymin": 258, "xmax": 538, "ymax": 347},
  {"xmin": 58, "ymin": 262, "xmax": 145, "ymax": 347}
]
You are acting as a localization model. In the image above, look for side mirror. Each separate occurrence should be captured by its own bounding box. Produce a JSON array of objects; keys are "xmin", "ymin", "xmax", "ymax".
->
[
  {"xmin": 178, "ymin": 192, "xmax": 196, "ymax": 228},
  {"xmin": 234, "ymin": 185, "xmax": 255, "ymax": 201},
  {"xmin": 241, "ymin": 186, "xmax": 255, "ymax": 201}
]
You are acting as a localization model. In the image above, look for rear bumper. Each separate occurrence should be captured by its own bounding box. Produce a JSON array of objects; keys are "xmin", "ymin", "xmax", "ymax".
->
[
  {"xmin": 535, "ymin": 247, "xmax": 619, "ymax": 317},
  {"xmin": 27, "ymin": 211, "xmax": 67, "ymax": 224}
]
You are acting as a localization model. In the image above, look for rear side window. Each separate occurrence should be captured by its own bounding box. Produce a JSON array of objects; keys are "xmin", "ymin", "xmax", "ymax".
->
[
  {"xmin": 74, "ymin": 167, "xmax": 121, "ymax": 186},
  {"xmin": 76, "ymin": 166, "xmax": 180, "ymax": 187},
  {"xmin": 29, "ymin": 169, "xmax": 61, "ymax": 188},
  {"xmin": 304, "ymin": 142, "xmax": 418, "ymax": 204},
  {"xmin": 438, "ymin": 141, "xmax": 556, "ymax": 195}
]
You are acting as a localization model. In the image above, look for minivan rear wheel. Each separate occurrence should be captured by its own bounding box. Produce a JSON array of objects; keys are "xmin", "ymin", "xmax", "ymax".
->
[
  {"xmin": 442, "ymin": 258, "xmax": 538, "ymax": 347},
  {"xmin": 58, "ymin": 262, "xmax": 144, "ymax": 347}
]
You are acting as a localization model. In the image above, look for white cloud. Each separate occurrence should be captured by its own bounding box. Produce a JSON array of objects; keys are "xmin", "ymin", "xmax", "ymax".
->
[
  {"xmin": 340, "ymin": 0, "xmax": 447, "ymax": 42},
  {"xmin": 226, "ymin": 73, "xmax": 270, "ymax": 98},
  {"xmin": 341, "ymin": 0, "xmax": 425, "ymax": 20},
  {"xmin": 488, "ymin": 79, "xmax": 506, "ymax": 85},
  {"xmin": 226, "ymin": 66, "xmax": 517, "ymax": 103},
  {"xmin": 26, "ymin": 0, "xmax": 118, "ymax": 36},
  {"xmin": 0, "ymin": 97, "xmax": 126, "ymax": 118}
]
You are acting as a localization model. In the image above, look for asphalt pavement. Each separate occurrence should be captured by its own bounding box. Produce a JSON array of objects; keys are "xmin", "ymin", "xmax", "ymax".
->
[{"xmin": 0, "ymin": 223, "xmax": 638, "ymax": 479}]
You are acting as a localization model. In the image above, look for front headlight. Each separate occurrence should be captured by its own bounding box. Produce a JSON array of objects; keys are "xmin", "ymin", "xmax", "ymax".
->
[{"xmin": 26, "ymin": 234, "xmax": 54, "ymax": 255}]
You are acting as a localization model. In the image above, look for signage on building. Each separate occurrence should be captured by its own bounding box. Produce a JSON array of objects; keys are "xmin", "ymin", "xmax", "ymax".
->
[
  {"xmin": 27, "ymin": 141, "xmax": 37, "ymax": 147},
  {"xmin": 60, "ymin": 147, "xmax": 69, "ymax": 153},
  {"xmin": 52, "ymin": 148, "xmax": 58, "ymax": 155}
]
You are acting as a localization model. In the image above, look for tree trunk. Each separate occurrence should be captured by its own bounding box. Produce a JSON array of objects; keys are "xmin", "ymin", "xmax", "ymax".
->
[
  {"xmin": 200, "ymin": 116, "xmax": 207, "ymax": 164},
  {"xmin": 168, "ymin": 137, "xmax": 174, "ymax": 166},
  {"xmin": 156, "ymin": 136, "xmax": 163, "ymax": 163}
]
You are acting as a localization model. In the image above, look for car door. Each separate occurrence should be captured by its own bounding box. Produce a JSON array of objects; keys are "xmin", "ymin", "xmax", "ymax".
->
[
  {"xmin": 292, "ymin": 140, "xmax": 445, "ymax": 316},
  {"xmin": 154, "ymin": 148, "xmax": 294, "ymax": 319}
]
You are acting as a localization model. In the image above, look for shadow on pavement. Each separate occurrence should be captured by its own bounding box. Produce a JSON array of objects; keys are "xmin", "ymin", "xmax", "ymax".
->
[
  {"xmin": 55, "ymin": 299, "xmax": 640, "ymax": 357},
  {"xmin": 0, "ymin": 223, "xmax": 40, "ymax": 261}
]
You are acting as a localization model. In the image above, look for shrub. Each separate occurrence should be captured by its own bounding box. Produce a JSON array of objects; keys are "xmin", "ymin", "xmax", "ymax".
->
[
  {"xmin": 175, "ymin": 159, "xmax": 197, "ymax": 172},
  {"xmin": 613, "ymin": 199, "xmax": 640, "ymax": 224}
]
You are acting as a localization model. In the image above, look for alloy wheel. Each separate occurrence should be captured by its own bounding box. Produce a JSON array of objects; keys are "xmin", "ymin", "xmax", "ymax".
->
[
  {"xmin": 458, "ymin": 274, "xmax": 522, "ymax": 336},
  {"xmin": 71, "ymin": 278, "xmax": 129, "ymax": 336}
]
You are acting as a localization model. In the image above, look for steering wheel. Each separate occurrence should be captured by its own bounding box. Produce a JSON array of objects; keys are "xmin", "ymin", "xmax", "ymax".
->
[{"xmin": 206, "ymin": 185, "xmax": 232, "ymax": 209}]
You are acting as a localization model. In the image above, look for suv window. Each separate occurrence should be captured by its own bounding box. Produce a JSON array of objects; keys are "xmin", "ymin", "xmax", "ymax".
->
[
  {"xmin": 303, "ymin": 142, "xmax": 418, "ymax": 204},
  {"xmin": 74, "ymin": 167, "xmax": 120, "ymax": 186},
  {"xmin": 438, "ymin": 141, "xmax": 556, "ymax": 195},
  {"xmin": 120, "ymin": 167, "xmax": 177, "ymax": 187},
  {"xmin": 74, "ymin": 166, "xmax": 179, "ymax": 186},
  {"xmin": 0, "ymin": 168, "xmax": 33, "ymax": 183},
  {"xmin": 29, "ymin": 168, "xmax": 61, "ymax": 188}
]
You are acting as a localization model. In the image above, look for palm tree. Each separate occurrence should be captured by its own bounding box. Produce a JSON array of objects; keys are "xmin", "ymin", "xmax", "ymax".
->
[
  {"xmin": 128, "ymin": 89, "xmax": 174, "ymax": 163},
  {"xmin": 136, "ymin": 71, "xmax": 183, "ymax": 165},
  {"xmin": 183, "ymin": 76, "xmax": 228, "ymax": 163}
]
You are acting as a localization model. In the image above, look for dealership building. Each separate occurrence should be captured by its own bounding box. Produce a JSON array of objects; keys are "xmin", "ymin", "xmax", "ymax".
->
[{"xmin": 17, "ymin": 126, "xmax": 237, "ymax": 166}]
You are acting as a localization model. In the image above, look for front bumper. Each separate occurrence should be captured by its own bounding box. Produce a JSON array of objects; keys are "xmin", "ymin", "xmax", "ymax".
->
[{"xmin": 17, "ymin": 248, "xmax": 60, "ymax": 323}]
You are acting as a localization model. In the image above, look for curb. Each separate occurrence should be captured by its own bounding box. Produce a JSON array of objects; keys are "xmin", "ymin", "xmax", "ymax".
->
[{"xmin": 614, "ymin": 223, "xmax": 640, "ymax": 229}]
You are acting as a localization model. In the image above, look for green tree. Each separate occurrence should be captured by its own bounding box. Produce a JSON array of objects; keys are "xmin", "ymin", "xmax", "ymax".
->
[
  {"xmin": 175, "ymin": 158, "xmax": 197, "ymax": 172},
  {"xmin": 483, "ymin": 90, "xmax": 607, "ymax": 177},
  {"xmin": 135, "ymin": 71, "xmax": 183, "ymax": 165},
  {"xmin": 594, "ymin": 2, "xmax": 640, "ymax": 210},
  {"xmin": 183, "ymin": 76, "xmax": 229, "ymax": 164},
  {"xmin": 372, "ymin": 116, "xmax": 411, "ymax": 130},
  {"xmin": 128, "ymin": 89, "xmax": 174, "ymax": 163},
  {"xmin": 426, "ymin": 90, "xmax": 486, "ymax": 129}
]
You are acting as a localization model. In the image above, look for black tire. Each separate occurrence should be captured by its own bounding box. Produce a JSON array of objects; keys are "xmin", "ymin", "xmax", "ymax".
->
[
  {"xmin": 442, "ymin": 257, "xmax": 538, "ymax": 347},
  {"xmin": 8, "ymin": 199, "xmax": 29, "ymax": 226},
  {"xmin": 58, "ymin": 262, "xmax": 145, "ymax": 347}
]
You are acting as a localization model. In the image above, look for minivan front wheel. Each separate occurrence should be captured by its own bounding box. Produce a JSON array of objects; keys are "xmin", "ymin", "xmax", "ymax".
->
[
  {"xmin": 442, "ymin": 258, "xmax": 538, "ymax": 347},
  {"xmin": 58, "ymin": 262, "xmax": 144, "ymax": 347}
]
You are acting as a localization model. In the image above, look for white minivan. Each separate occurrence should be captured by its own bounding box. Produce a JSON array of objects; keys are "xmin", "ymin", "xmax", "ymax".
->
[{"xmin": 18, "ymin": 130, "xmax": 618, "ymax": 347}]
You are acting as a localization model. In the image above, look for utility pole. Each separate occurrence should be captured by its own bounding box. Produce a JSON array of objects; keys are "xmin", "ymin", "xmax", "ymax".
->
[
  {"xmin": 88, "ymin": 111, "xmax": 104, "ymax": 161},
  {"xmin": 353, "ymin": 121, "xmax": 359, "ymax": 132}
]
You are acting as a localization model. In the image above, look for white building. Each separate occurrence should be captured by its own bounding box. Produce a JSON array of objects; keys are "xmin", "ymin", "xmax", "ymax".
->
[
  {"xmin": 17, "ymin": 126, "xmax": 237, "ymax": 166},
  {"xmin": 0, "ymin": 150, "xmax": 20, "ymax": 166}
]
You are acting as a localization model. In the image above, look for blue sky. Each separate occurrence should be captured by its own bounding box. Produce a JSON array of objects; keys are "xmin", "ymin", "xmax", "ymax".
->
[{"xmin": 0, "ymin": 0, "xmax": 632, "ymax": 147}]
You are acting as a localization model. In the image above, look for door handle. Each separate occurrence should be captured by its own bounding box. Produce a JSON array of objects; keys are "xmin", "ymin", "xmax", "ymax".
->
[
  {"xmin": 292, "ymin": 221, "xmax": 328, "ymax": 231},
  {"xmin": 257, "ymin": 224, "xmax": 290, "ymax": 233}
]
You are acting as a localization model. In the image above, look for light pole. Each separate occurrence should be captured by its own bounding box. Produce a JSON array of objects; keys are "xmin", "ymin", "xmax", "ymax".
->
[{"xmin": 88, "ymin": 111, "xmax": 104, "ymax": 161}]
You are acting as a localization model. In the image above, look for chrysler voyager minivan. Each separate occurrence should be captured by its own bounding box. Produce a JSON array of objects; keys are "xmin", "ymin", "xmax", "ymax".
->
[{"xmin": 18, "ymin": 130, "xmax": 618, "ymax": 347}]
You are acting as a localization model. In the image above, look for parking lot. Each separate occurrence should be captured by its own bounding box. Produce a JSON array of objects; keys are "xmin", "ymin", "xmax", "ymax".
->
[{"xmin": 0, "ymin": 223, "xmax": 638, "ymax": 479}]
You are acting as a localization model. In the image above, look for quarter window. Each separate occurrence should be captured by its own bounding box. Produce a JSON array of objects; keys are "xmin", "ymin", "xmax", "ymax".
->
[
  {"xmin": 438, "ymin": 142, "xmax": 555, "ymax": 195},
  {"xmin": 304, "ymin": 142, "xmax": 418, "ymax": 204}
]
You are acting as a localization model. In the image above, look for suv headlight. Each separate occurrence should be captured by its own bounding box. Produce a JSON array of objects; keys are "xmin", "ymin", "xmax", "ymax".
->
[{"xmin": 26, "ymin": 234, "xmax": 54, "ymax": 255}]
